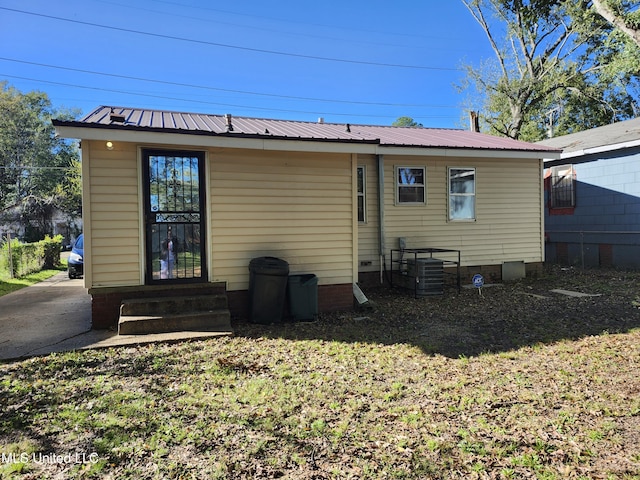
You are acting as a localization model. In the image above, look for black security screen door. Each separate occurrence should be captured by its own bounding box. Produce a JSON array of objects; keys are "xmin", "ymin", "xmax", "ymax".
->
[{"xmin": 143, "ymin": 149, "xmax": 206, "ymax": 284}]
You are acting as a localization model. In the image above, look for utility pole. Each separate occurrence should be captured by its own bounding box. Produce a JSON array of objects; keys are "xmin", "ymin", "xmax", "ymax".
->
[{"xmin": 545, "ymin": 106, "xmax": 562, "ymax": 138}]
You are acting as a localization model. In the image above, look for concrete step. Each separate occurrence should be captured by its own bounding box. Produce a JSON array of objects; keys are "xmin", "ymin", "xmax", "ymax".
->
[
  {"xmin": 120, "ymin": 294, "xmax": 227, "ymax": 317},
  {"xmin": 118, "ymin": 309, "xmax": 232, "ymax": 335}
]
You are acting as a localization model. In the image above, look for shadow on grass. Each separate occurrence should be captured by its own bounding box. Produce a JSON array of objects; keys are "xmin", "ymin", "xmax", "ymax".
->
[{"xmin": 233, "ymin": 267, "xmax": 640, "ymax": 358}]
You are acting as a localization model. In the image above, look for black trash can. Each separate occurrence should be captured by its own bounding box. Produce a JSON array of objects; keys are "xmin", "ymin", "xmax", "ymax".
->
[
  {"xmin": 287, "ymin": 274, "xmax": 318, "ymax": 321},
  {"xmin": 248, "ymin": 257, "xmax": 289, "ymax": 324}
]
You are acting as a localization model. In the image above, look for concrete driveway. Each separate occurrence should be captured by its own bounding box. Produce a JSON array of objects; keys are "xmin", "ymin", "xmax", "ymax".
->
[
  {"xmin": 0, "ymin": 272, "xmax": 232, "ymax": 361},
  {"xmin": 0, "ymin": 272, "xmax": 92, "ymax": 360}
]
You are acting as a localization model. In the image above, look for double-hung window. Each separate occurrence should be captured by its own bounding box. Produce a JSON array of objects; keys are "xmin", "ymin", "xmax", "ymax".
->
[
  {"xmin": 448, "ymin": 167, "xmax": 476, "ymax": 220},
  {"xmin": 396, "ymin": 166, "xmax": 426, "ymax": 205},
  {"xmin": 357, "ymin": 166, "xmax": 366, "ymax": 223}
]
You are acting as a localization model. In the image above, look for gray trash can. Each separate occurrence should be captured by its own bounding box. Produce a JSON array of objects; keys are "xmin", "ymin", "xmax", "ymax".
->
[
  {"xmin": 288, "ymin": 274, "xmax": 318, "ymax": 321},
  {"xmin": 248, "ymin": 257, "xmax": 289, "ymax": 324}
]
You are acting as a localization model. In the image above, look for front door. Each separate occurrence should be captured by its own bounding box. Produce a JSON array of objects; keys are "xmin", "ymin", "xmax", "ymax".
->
[{"xmin": 143, "ymin": 149, "xmax": 206, "ymax": 284}]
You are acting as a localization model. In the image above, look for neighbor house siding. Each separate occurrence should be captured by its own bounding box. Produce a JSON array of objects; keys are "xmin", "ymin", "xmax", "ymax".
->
[
  {"xmin": 85, "ymin": 140, "xmax": 142, "ymax": 287},
  {"xmin": 209, "ymin": 148, "xmax": 355, "ymax": 291},
  {"xmin": 356, "ymin": 154, "xmax": 380, "ymax": 275},
  {"xmin": 383, "ymin": 155, "xmax": 542, "ymax": 267},
  {"xmin": 544, "ymin": 150, "xmax": 640, "ymax": 268}
]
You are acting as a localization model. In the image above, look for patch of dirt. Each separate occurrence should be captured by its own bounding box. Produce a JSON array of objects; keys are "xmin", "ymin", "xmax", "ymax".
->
[{"xmin": 236, "ymin": 266, "xmax": 640, "ymax": 357}]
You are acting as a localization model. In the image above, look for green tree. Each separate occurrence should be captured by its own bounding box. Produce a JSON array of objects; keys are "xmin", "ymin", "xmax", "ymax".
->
[
  {"xmin": 460, "ymin": 0, "xmax": 639, "ymax": 141},
  {"xmin": 0, "ymin": 82, "xmax": 81, "ymax": 240},
  {"xmin": 392, "ymin": 116, "xmax": 423, "ymax": 127}
]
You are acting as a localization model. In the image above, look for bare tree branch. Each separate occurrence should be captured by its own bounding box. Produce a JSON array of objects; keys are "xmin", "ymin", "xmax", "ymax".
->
[{"xmin": 461, "ymin": 0, "xmax": 509, "ymax": 79}]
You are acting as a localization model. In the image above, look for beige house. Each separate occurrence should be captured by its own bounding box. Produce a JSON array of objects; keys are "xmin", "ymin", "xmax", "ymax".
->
[{"xmin": 53, "ymin": 107, "xmax": 560, "ymax": 329}]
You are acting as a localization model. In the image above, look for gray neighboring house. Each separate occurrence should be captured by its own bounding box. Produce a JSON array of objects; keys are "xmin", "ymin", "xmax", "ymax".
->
[
  {"xmin": 537, "ymin": 117, "xmax": 640, "ymax": 268},
  {"xmin": 0, "ymin": 202, "xmax": 82, "ymax": 246}
]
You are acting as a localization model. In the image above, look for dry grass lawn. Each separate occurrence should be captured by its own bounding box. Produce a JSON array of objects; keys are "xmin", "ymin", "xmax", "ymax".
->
[{"xmin": 1, "ymin": 266, "xmax": 639, "ymax": 479}]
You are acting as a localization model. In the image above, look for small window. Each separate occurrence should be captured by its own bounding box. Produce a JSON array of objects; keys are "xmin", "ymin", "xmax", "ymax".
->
[
  {"xmin": 357, "ymin": 166, "xmax": 366, "ymax": 223},
  {"xmin": 449, "ymin": 167, "xmax": 476, "ymax": 220},
  {"xmin": 396, "ymin": 166, "xmax": 426, "ymax": 205},
  {"xmin": 550, "ymin": 165, "xmax": 575, "ymax": 208}
]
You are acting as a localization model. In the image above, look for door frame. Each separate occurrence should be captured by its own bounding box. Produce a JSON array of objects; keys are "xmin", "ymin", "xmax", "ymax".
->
[{"xmin": 141, "ymin": 148, "xmax": 208, "ymax": 285}]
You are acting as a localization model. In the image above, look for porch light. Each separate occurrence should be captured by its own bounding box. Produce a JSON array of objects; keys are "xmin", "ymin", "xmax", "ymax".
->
[{"xmin": 106, "ymin": 141, "xmax": 114, "ymax": 150}]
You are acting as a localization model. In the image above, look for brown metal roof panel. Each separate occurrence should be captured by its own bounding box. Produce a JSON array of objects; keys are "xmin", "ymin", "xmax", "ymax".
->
[
  {"xmin": 123, "ymin": 108, "xmax": 140, "ymax": 126},
  {"xmin": 185, "ymin": 114, "xmax": 211, "ymax": 132},
  {"xmin": 178, "ymin": 112, "xmax": 193, "ymax": 130},
  {"xmin": 164, "ymin": 112, "xmax": 176, "ymax": 129},
  {"xmin": 179, "ymin": 113, "xmax": 196, "ymax": 131},
  {"xmin": 67, "ymin": 107, "xmax": 558, "ymax": 152},
  {"xmin": 365, "ymin": 126, "xmax": 553, "ymax": 151},
  {"xmin": 138, "ymin": 110, "xmax": 154, "ymax": 128},
  {"xmin": 151, "ymin": 111, "xmax": 164, "ymax": 129},
  {"xmin": 83, "ymin": 106, "xmax": 115, "ymax": 125}
]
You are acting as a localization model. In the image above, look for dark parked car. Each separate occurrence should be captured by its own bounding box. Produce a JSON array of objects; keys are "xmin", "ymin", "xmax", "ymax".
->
[{"xmin": 68, "ymin": 234, "xmax": 84, "ymax": 279}]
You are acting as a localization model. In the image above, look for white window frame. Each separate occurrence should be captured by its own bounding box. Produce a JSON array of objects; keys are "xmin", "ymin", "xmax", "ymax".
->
[
  {"xmin": 550, "ymin": 164, "xmax": 576, "ymax": 208},
  {"xmin": 357, "ymin": 165, "xmax": 366, "ymax": 223},
  {"xmin": 395, "ymin": 166, "xmax": 426, "ymax": 205},
  {"xmin": 448, "ymin": 167, "xmax": 476, "ymax": 221}
]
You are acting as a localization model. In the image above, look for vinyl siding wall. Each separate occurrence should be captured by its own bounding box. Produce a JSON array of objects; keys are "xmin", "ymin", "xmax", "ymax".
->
[
  {"xmin": 83, "ymin": 142, "xmax": 355, "ymax": 291},
  {"xmin": 209, "ymin": 148, "xmax": 355, "ymax": 291},
  {"xmin": 382, "ymin": 155, "xmax": 543, "ymax": 267},
  {"xmin": 84, "ymin": 140, "xmax": 142, "ymax": 286},
  {"xmin": 356, "ymin": 155, "xmax": 380, "ymax": 275},
  {"xmin": 83, "ymin": 139, "xmax": 541, "ymax": 290}
]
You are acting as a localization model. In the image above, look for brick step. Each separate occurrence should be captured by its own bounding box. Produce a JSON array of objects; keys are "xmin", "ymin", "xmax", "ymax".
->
[
  {"xmin": 120, "ymin": 294, "xmax": 227, "ymax": 317},
  {"xmin": 118, "ymin": 309, "xmax": 232, "ymax": 335}
]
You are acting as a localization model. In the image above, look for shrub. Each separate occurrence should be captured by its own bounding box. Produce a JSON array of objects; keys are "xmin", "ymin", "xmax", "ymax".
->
[
  {"xmin": 42, "ymin": 235, "xmax": 63, "ymax": 269},
  {"xmin": 0, "ymin": 235, "xmax": 62, "ymax": 278}
]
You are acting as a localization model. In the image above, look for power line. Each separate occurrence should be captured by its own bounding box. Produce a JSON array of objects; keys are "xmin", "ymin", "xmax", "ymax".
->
[
  {"xmin": 0, "ymin": 7, "xmax": 462, "ymax": 72},
  {"xmin": 95, "ymin": 0, "xmax": 426, "ymax": 48},
  {"xmin": 1, "ymin": 74, "xmax": 459, "ymax": 120},
  {"xmin": 0, "ymin": 57, "xmax": 457, "ymax": 109},
  {"xmin": 96, "ymin": 0, "xmax": 438, "ymax": 50}
]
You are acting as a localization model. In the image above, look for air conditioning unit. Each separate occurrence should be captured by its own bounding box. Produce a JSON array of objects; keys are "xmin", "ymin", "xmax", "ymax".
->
[{"xmin": 406, "ymin": 258, "xmax": 444, "ymax": 296}]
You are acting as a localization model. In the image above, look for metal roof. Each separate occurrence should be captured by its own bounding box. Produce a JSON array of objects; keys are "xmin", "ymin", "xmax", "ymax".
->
[
  {"xmin": 536, "ymin": 117, "xmax": 640, "ymax": 155},
  {"xmin": 55, "ymin": 106, "xmax": 559, "ymax": 153}
]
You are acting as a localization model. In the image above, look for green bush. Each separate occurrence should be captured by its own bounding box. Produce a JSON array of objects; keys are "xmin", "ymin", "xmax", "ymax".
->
[
  {"xmin": 0, "ymin": 235, "xmax": 62, "ymax": 278},
  {"xmin": 42, "ymin": 235, "xmax": 63, "ymax": 269}
]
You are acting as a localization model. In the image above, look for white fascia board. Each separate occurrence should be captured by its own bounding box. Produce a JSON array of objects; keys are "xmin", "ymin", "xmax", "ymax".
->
[
  {"xmin": 553, "ymin": 138, "xmax": 640, "ymax": 160},
  {"xmin": 54, "ymin": 126, "xmax": 378, "ymax": 154},
  {"xmin": 378, "ymin": 145, "xmax": 559, "ymax": 159},
  {"xmin": 55, "ymin": 125, "xmax": 558, "ymax": 159}
]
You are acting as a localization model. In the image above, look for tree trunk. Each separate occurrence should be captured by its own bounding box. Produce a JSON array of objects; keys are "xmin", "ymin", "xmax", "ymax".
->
[{"xmin": 591, "ymin": 0, "xmax": 640, "ymax": 47}]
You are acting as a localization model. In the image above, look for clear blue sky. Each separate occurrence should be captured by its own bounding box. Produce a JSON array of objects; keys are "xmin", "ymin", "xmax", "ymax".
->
[{"xmin": 0, "ymin": 0, "xmax": 493, "ymax": 128}]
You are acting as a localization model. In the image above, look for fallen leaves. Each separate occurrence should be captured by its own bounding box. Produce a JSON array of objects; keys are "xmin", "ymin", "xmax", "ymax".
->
[{"xmin": 1, "ymin": 267, "xmax": 640, "ymax": 478}]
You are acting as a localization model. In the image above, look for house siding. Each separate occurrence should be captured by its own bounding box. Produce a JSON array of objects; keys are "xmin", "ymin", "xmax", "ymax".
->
[
  {"xmin": 545, "ymin": 150, "xmax": 640, "ymax": 268},
  {"xmin": 209, "ymin": 148, "xmax": 355, "ymax": 291},
  {"xmin": 84, "ymin": 141, "xmax": 543, "ymax": 294},
  {"xmin": 86, "ymin": 143, "xmax": 356, "ymax": 290},
  {"xmin": 85, "ymin": 141, "xmax": 142, "ymax": 287},
  {"xmin": 356, "ymin": 155, "xmax": 381, "ymax": 276},
  {"xmin": 382, "ymin": 155, "xmax": 543, "ymax": 268}
]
